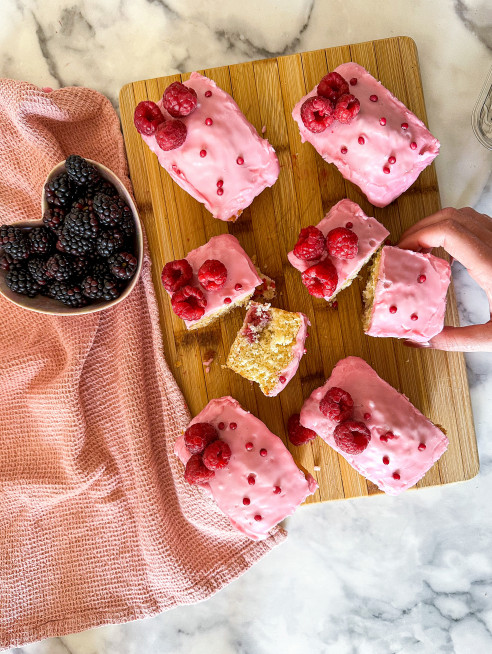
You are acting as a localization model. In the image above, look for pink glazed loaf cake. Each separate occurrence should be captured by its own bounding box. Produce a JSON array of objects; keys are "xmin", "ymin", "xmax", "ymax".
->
[
  {"xmin": 175, "ymin": 397, "xmax": 318, "ymax": 539},
  {"xmin": 288, "ymin": 199, "xmax": 389, "ymax": 302},
  {"xmin": 134, "ymin": 73, "xmax": 279, "ymax": 221},
  {"xmin": 300, "ymin": 357, "xmax": 448, "ymax": 495},
  {"xmin": 363, "ymin": 246, "xmax": 451, "ymax": 342},
  {"xmin": 161, "ymin": 234, "xmax": 265, "ymax": 329},
  {"xmin": 292, "ymin": 63, "xmax": 440, "ymax": 207}
]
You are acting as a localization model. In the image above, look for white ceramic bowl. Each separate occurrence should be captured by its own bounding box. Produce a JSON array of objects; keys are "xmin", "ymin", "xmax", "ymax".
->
[{"xmin": 0, "ymin": 159, "xmax": 143, "ymax": 315}]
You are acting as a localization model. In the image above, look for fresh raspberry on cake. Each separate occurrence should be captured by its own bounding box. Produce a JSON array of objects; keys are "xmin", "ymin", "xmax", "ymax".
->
[
  {"xmin": 333, "ymin": 420, "xmax": 371, "ymax": 455},
  {"xmin": 326, "ymin": 227, "xmax": 359, "ymax": 259},
  {"xmin": 161, "ymin": 258, "xmax": 193, "ymax": 292},
  {"xmin": 171, "ymin": 285, "xmax": 207, "ymax": 321},
  {"xmin": 184, "ymin": 421, "xmax": 218, "ymax": 454},
  {"xmin": 334, "ymin": 94, "xmax": 360, "ymax": 124},
  {"xmin": 319, "ymin": 387, "xmax": 354, "ymax": 422},
  {"xmin": 202, "ymin": 439, "xmax": 232, "ymax": 470},
  {"xmin": 300, "ymin": 96, "xmax": 335, "ymax": 133},
  {"xmin": 301, "ymin": 260, "xmax": 338, "ymax": 299},
  {"xmin": 293, "ymin": 225, "xmax": 326, "ymax": 261},
  {"xmin": 162, "ymin": 81, "xmax": 198, "ymax": 118},
  {"xmin": 198, "ymin": 259, "xmax": 227, "ymax": 291},
  {"xmin": 155, "ymin": 119, "xmax": 187, "ymax": 151},
  {"xmin": 133, "ymin": 101, "xmax": 165, "ymax": 136},
  {"xmin": 184, "ymin": 453, "xmax": 216, "ymax": 484},
  {"xmin": 287, "ymin": 413, "xmax": 317, "ymax": 446},
  {"xmin": 317, "ymin": 72, "xmax": 350, "ymax": 103}
]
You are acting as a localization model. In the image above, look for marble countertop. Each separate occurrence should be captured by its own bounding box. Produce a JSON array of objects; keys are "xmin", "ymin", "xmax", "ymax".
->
[{"xmin": 3, "ymin": 1, "xmax": 492, "ymax": 652}]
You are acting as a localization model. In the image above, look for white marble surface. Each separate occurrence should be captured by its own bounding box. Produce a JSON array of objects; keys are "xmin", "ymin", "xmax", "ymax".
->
[{"xmin": 3, "ymin": 1, "xmax": 492, "ymax": 652}]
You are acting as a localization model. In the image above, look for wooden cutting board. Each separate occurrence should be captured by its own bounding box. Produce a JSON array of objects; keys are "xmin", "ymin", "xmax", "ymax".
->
[{"xmin": 119, "ymin": 36, "xmax": 479, "ymax": 503}]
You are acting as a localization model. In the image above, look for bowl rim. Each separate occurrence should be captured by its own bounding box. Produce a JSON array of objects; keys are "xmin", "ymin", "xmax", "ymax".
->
[{"xmin": 0, "ymin": 158, "xmax": 144, "ymax": 316}]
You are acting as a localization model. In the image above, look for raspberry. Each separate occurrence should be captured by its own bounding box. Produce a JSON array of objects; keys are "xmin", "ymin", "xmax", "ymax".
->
[
  {"xmin": 326, "ymin": 227, "xmax": 359, "ymax": 259},
  {"xmin": 293, "ymin": 226, "xmax": 325, "ymax": 261},
  {"xmin": 155, "ymin": 120, "xmax": 187, "ymax": 151},
  {"xmin": 317, "ymin": 72, "xmax": 349, "ymax": 103},
  {"xmin": 161, "ymin": 258, "xmax": 193, "ymax": 293},
  {"xmin": 333, "ymin": 420, "xmax": 371, "ymax": 455},
  {"xmin": 301, "ymin": 260, "xmax": 338, "ymax": 299},
  {"xmin": 287, "ymin": 414, "xmax": 317, "ymax": 446},
  {"xmin": 334, "ymin": 94, "xmax": 361, "ymax": 124},
  {"xmin": 184, "ymin": 453, "xmax": 215, "ymax": 485},
  {"xmin": 184, "ymin": 422, "xmax": 218, "ymax": 455},
  {"xmin": 162, "ymin": 82, "xmax": 198, "ymax": 118},
  {"xmin": 133, "ymin": 101, "xmax": 165, "ymax": 136},
  {"xmin": 198, "ymin": 259, "xmax": 227, "ymax": 291},
  {"xmin": 202, "ymin": 439, "xmax": 232, "ymax": 470},
  {"xmin": 319, "ymin": 387, "xmax": 354, "ymax": 423},
  {"xmin": 171, "ymin": 285, "xmax": 207, "ymax": 321},
  {"xmin": 300, "ymin": 96, "xmax": 335, "ymax": 133}
]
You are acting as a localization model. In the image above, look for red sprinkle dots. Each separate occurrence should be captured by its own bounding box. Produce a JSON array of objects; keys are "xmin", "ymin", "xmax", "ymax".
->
[
  {"xmin": 350, "ymin": 77, "xmax": 358, "ymax": 86},
  {"xmin": 243, "ymin": 497, "xmax": 250, "ymax": 505},
  {"xmin": 380, "ymin": 434, "xmax": 388, "ymax": 442},
  {"xmin": 392, "ymin": 472, "xmax": 401, "ymax": 480},
  {"xmin": 247, "ymin": 474, "xmax": 255, "ymax": 485},
  {"xmin": 331, "ymin": 300, "xmax": 338, "ymax": 309},
  {"xmin": 217, "ymin": 188, "xmax": 224, "ymax": 196},
  {"xmin": 341, "ymin": 146, "xmax": 348, "ymax": 154},
  {"xmin": 383, "ymin": 166, "xmax": 390, "ymax": 175},
  {"xmin": 358, "ymin": 136, "xmax": 365, "ymax": 145},
  {"xmin": 279, "ymin": 376, "xmax": 287, "ymax": 384},
  {"xmin": 410, "ymin": 141, "xmax": 417, "ymax": 150},
  {"xmin": 217, "ymin": 179, "xmax": 223, "ymax": 188},
  {"xmin": 224, "ymin": 297, "xmax": 232, "ymax": 304},
  {"xmin": 418, "ymin": 443, "xmax": 427, "ymax": 451},
  {"xmin": 401, "ymin": 122, "xmax": 408, "ymax": 130},
  {"xmin": 389, "ymin": 305, "xmax": 397, "ymax": 314},
  {"xmin": 370, "ymin": 94, "xmax": 378, "ymax": 102},
  {"xmin": 380, "ymin": 117, "xmax": 387, "ymax": 126},
  {"xmin": 260, "ymin": 448, "xmax": 267, "ymax": 457},
  {"xmin": 200, "ymin": 149, "xmax": 207, "ymax": 157},
  {"xmin": 418, "ymin": 274, "xmax": 426, "ymax": 283},
  {"xmin": 364, "ymin": 412, "xmax": 371, "ymax": 420},
  {"xmin": 236, "ymin": 156, "xmax": 244, "ymax": 165},
  {"xmin": 205, "ymin": 90, "xmax": 212, "ymax": 98},
  {"xmin": 245, "ymin": 442, "xmax": 253, "ymax": 451},
  {"xmin": 386, "ymin": 431, "xmax": 396, "ymax": 440},
  {"xmin": 383, "ymin": 456, "xmax": 390, "ymax": 465},
  {"xmin": 411, "ymin": 313, "xmax": 418, "ymax": 321},
  {"xmin": 388, "ymin": 156, "xmax": 396, "ymax": 164},
  {"xmin": 205, "ymin": 117, "xmax": 213, "ymax": 126},
  {"xmin": 218, "ymin": 422, "xmax": 225, "ymax": 430},
  {"xmin": 274, "ymin": 486, "xmax": 281, "ymax": 494},
  {"xmin": 254, "ymin": 514, "xmax": 262, "ymax": 521},
  {"xmin": 230, "ymin": 422, "xmax": 237, "ymax": 430},
  {"xmin": 235, "ymin": 283, "xmax": 243, "ymax": 291},
  {"xmin": 346, "ymin": 222, "xmax": 353, "ymax": 229}
]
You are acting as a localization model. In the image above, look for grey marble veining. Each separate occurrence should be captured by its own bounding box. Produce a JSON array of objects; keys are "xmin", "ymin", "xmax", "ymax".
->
[{"xmin": 1, "ymin": 0, "xmax": 492, "ymax": 652}]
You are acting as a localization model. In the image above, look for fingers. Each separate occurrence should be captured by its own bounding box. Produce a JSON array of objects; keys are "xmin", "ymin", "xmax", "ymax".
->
[
  {"xmin": 399, "ymin": 207, "xmax": 492, "ymax": 245},
  {"xmin": 405, "ymin": 322, "xmax": 492, "ymax": 352}
]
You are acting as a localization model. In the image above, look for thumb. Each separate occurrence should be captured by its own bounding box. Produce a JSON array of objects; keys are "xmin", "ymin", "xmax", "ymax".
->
[{"xmin": 405, "ymin": 322, "xmax": 492, "ymax": 352}]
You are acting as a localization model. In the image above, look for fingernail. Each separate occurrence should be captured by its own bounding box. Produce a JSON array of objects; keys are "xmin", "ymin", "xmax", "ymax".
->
[{"xmin": 404, "ymin": 340, "xmax": 431, "ymax": 348}]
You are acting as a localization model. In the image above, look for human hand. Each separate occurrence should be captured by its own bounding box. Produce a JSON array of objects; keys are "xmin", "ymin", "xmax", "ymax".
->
[{"xmin": 398, "ymin": 207, "xmax": 492, "ymax": 352}]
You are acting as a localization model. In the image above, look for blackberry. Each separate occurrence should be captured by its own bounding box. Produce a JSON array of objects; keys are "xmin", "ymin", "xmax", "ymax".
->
[
  {"xmin": 27, "ymin": 257, "xmax": 50, "ymax": 285},
  {"xmin": 119, "ymin": 206, "xmax": 135, "ymax": 241},
  {"xmin": 93, "ymin": 193, "xmax": 123, "ymax": 227},
  {"xmin": 108, "ymin": 252, "xmax": 138, "ymax": 280},
  {"xmin": 91, "ymin": 259, "xmax": 110, "ymax": 278},
  {"xmin": 64, "ymin": 206, "xmax": 99, "ymax": 240},
  {"xmin": 5, "ymin": 265, "xmax": 40, "ymax": 297},
  {"xmin": 45, "ymin": 253, "xmax": 73, "ymax": 281},
  {"xmin": 47, "ymin": 280, "xmax": 89, "ymax": 308},
  {"xmin": 28, "ymin": 226, "xmax": 56, "ymax": 255},
  {"xmin": 0, "ymin": 225, "xmax": 30, "ymax": 260},
  {"xmin": 95, "ymin": 178, "xmax": 120, "ymax": 198},
  {"xmin": 71, "ymin": 256, "xmax": 91, "ymax": 280},
  {"xmin": 44, "ymin": 172, "xmax": 75, "ymax": 207},
  {"xmin": 58, "ymin": 225, "xmax": 95, "ymax": 257},
  {"xmin": 95, "ymin": 229, "xmax": 124, "ymax": 258},
  {"xmin": 81, "ymin": 274, "xmax": 120, "ymax": 301},
  {"xmin": 0, "ymin": 252, "xmax": 15, "ymax": 271},
  {"xmin": 43, "ymin": 205, "xmax": 66, "ymax": 235},
  {"xmin": 65, "ymin": 155, "xmax": 101, "ymax": 188}
]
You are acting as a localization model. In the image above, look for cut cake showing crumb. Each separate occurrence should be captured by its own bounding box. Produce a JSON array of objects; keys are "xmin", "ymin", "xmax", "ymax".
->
[{"xmin": 226, "ymin": 302, "xmax": 309, "ymax": 397}]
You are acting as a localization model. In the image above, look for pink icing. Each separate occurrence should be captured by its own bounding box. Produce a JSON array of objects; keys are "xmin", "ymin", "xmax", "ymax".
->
[
  {"xmin": 165, "ymin": 234, "xmax": 263, "ymax": 329},
  {"xmin": 141, "ymin": 73, "xmax": 279, "ymax": 221},
  {"xmin": 175, "ymin": 396, "xmax": 318, "ymax": 539},
  {"xmin": 287, "ymin": 199, "xmax": 389, "ymax": 299},
  {"xmin": 365, "ymin": 246, "xmax": 451, "ymax": 342},
  {"xmin": 300, "ymin": 357, "xmax": 449, "ymax": 495},
  {"xmin": 292, "ymin": 63, "xmax": 440, "ymax": 207}
]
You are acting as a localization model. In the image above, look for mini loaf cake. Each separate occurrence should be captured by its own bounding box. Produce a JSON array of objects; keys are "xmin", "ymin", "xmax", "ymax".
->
[
  {"xmin": 300, "ymin": 357, "xmax": 448, "ymax": 495},
  {"xmin": 287, "ymin": 199, "xmax": 389, "ymax": 302},
  {"xmin": 161, "ymin": 233, "xmax": 266, "ymax": 330},
  {"xmin": 292, "ymin": 63, "xmax": 440, "ymax": 207},
  {"xmin": 175, "ymin": 396, "xmax": 318, "ymax": 540},
  {"xmin": 226, "ymin": 302, "xmax": 309, "ymax": 396},
  {"xmin": 363, "ymin": 246, "xmax": 451, "ymax": 342},
  {"xmin": 134, "ymin": 73, "xmax": 280, "ymax": 221}
]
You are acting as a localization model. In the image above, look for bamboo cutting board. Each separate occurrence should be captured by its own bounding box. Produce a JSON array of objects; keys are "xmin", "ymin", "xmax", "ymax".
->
[{"xmin": 119, "ymin": 36, "xmax": 479, "ymax": 503}]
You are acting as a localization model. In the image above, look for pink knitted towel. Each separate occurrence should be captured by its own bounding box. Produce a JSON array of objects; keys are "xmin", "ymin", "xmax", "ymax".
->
[{"xmin": 0, "ymin": 80, "xmax": 286, "ymax": 650}]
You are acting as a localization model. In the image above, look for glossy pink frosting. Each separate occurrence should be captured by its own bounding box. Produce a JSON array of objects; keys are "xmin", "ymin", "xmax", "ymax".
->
[
  {"xmin": 365, "ymin": 246, "xmax": 451, "ymax": 343},
  {"xmin": 141, "ymin": 72, "xmax": 279, "ymax": 221},
  {"xmin": 175, "ymin": 396, "xmax": 318, "ymax": 539},
  {"xmin": 165, "ymin": 234, "xmax": 263, "ymax": 329},
  {"xmin": 292, "ymin": 63, "xmax": 440, "ymax": 207},
  {"xmin": 300, "ymin": 357, "xmax": 448, "ymax": 495},
  {"xmin": 287, "ymin": 199, "xmax": 389, "ymax": 299}
]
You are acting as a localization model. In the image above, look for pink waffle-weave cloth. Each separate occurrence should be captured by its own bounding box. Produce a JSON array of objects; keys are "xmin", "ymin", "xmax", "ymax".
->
[{"xmin": 0, "ymin": 80, "xmax": 285, "ymax": 651}]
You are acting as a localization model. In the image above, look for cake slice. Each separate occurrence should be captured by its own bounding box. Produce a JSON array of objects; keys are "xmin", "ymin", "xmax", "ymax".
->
[
  {"xmin": 226, "ymin": 302, "xmax": 309, "ymax": 396},
  {"xmin": 161, "ymin": 234, "xmax": 266, "ymax": 330},
  {"xmin": 300, "ymin": 357, "xmax": 448, "ymax": 495},
  {"xmin": 175, "ymin": 396, "xmax": 318, "ymax": 540},
  {"xmin": 135, "ymin": 73, "xmax": 280, "ymax": 221},
  {"xmin": 292, "ymin": 63, "xmax": 440, "ymax": 207},
  {"xmin": 288, "ymin": 199, "xmax": 389, "ymax": 302},
  {"xmin": 363, "ymin": 246, "xmax": 451, "ymax": 343}
]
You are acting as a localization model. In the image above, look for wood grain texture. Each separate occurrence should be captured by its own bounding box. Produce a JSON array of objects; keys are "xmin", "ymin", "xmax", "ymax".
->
[{"xmin": 119, "ymin": 36, "xmax": 479, "ymax": 503}]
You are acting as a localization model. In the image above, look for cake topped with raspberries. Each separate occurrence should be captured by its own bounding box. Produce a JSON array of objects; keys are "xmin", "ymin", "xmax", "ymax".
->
[
  {"xmin": 226, "ymin": 302, "xmax": 309, "ymax": 396},
  {"xmin": 174, "ymin": 396, "xmax": 318, "ymax": 540},
  {"xmin": 363, "ymin": 245, "xmax": 451, "ymax": 343},
  {"xmin": 299, "ymin": 357, "xmax": 449, "ymax": 495},
  {"xmin": 292, "ymin": 63, "xmax": 440, "ymax": 207},
  {"xmin": 288, "ymin": 199, "xmax": 389, "ymax": 302},
  {"xmin": 134, "ymin": 73, "xmax": 280, "ymax": 221},
  {"xmin": 161, "ymin": 233, "xmax": 267, "ymax": 330}
]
